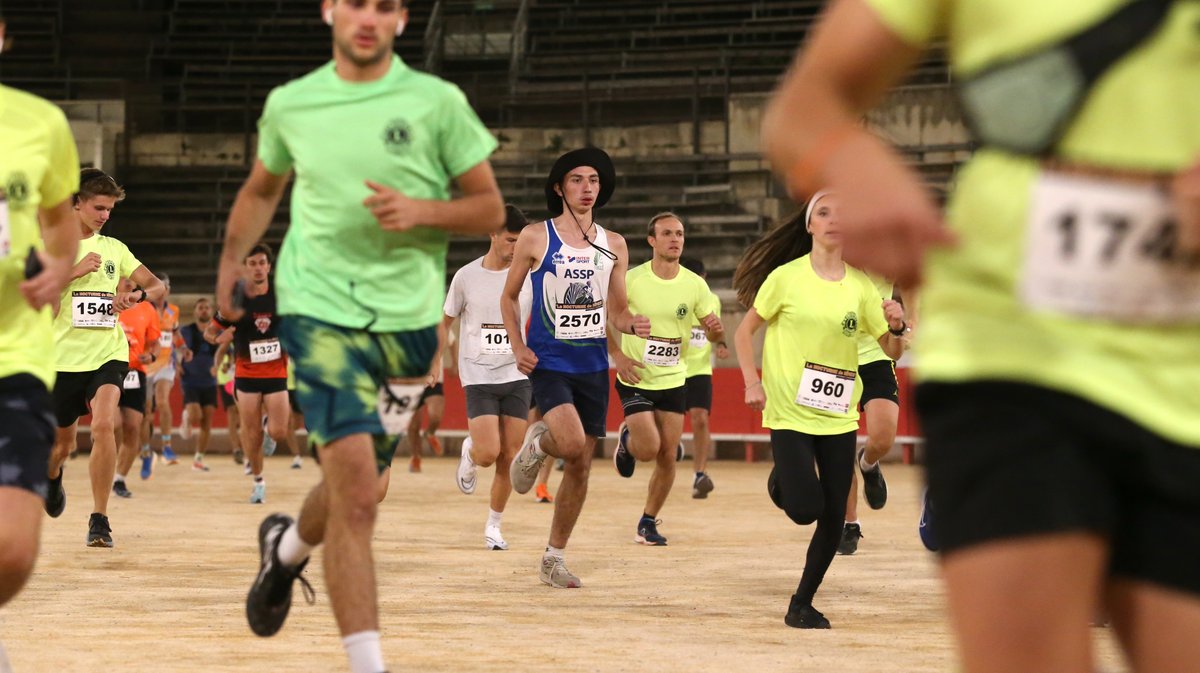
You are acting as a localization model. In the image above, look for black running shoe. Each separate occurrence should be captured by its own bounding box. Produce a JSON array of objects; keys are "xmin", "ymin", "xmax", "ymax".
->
[
  {"xmin": 837, "ymin": 523, "xmax": 862, "ymax": 556},
  {"xmin": 859, "ymin": 448, "xmax": 888, "ymax": 510},
  {"xmin": 635, "ymin": 517, "xmax": 668, "ymax": 546},
  {"xmin": 613, "ymin": 422, "xmax": 636, "ymax": 478},
  {"xmin": 692, "ymin": 472, "xmax": 715, "ymax": 499},
  {"xmin": 87, "ymin": 513, "xmax": 113, "ymax": 548},
  {"xmin": 45, "ymin": 471, "xmax": 66, "ymax": 518},
  {"xmin": 247, "ymin": 513, "xmax": 315, "ymax": 637},
  {"xmin": 112, "ymin": 480, "xmax": 133, "ymax": 499},
  {"xmin": 767, "ymin": 466, "xmax": 782, "ymax": 510},
  {"xmin": 785, "ymin": 597, "xmax": 831, "ymax": 629}
]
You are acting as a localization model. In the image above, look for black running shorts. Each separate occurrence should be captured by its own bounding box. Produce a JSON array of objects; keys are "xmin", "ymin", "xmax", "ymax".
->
[
  {"xmin": 615, "ymin": 381, "xmax": 687, "ymax": 417},
  {"xmin": 0, "ymin": 375, "xmax": 56, "ymax": 499},
  {"xmin": 53, "ymin": 359, "xmax": 128, "ymax": 427},
  {"xmin": 119, "ymin": 370, "xmax": 147, "ymax": 412},
  {"xmin": 183, "ymin": 385, "xmax": 218, "ymax": 408},
  {"xmin": 857, "ymin": 359, "xmax": 899, "ymax": 411},
  {"xmin": 684, "ymin": 374, "xmax": 713, "ymax": 413}
]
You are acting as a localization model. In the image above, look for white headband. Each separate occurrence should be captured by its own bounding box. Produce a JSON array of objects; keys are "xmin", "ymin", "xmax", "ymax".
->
[{"xmin": 804, "ymin": 190, "xmax": 833, "ymax": 230}]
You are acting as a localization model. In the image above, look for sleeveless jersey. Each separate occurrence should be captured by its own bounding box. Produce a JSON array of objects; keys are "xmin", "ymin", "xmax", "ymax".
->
[{"xmin": 527, "ymin": 219, "xmax": 612, "ymax": 374}]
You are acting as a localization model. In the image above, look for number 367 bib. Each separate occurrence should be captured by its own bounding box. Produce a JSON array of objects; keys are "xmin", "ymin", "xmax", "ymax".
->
[{"xmin": 1021, "ymin": 172, "xmax": 1200, "ymax": 323}]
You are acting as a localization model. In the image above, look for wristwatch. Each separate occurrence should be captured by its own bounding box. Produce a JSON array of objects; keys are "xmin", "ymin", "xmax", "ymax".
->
[
  {"xmin": 135, "ymin": 288, "xmax": 148, "ymax": 303},
  {"xmin": 888, "ymin": 322, "xmax": 907, "ymax": 336}
]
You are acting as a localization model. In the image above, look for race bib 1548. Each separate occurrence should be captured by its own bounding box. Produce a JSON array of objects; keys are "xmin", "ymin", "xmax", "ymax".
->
[{"xmin": 71, "ymin": 291, "xmax": 116, "ymax": 328}]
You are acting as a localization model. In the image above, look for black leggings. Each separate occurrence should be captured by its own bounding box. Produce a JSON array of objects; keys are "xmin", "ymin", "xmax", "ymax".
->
[{"xmin": 770, "ymin": 429, "xmax": 856, "ymax": 606}]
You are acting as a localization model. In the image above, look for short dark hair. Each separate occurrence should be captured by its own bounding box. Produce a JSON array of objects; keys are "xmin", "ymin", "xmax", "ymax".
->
[
  {"xmin": 246, "ymin": 243, "xmax": 273, "ymax": 264},
  {"xmin": 503, "ymin": 204, "xmax": 527, "ymax": 234},
  {"xmin": 194, "ymin": 297, "xmax": 211, "ymax": 307},
  {"xmin": 680, "ymin": 256, "xmax": 705, "ymax": 277},
  {"xmin": 648, "ymin": 211, "xmax": 682, "ymax": 237},
  {"xmin": 75, "ymin": 168, "xmax": 126, "ymax": 204}
]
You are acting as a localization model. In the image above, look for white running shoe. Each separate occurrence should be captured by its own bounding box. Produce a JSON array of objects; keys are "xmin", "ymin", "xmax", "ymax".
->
[
  {"xmin": 291, "ymin": 455, "xmax": 303, "ymax": 469},
  {"xmin": 457, "ymin": 437, "xmax": 477, "ymax": 495},
  {"xmin": 539, "ymin": 554, "xmax": 582, "ymax": 588},
  {"xmin": 510, "ymin": 421, "xmax": 548, "ymax": 495},
  {"xmin": 484, "ymin": 524, "xmax": 507, "ymax": 550},
  {"xmin": 250, "ymin": 482, "xmax": 266, "ymax": 504}
]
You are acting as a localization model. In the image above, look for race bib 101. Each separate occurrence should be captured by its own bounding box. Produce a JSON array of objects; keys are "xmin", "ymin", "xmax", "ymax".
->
[
  {"xmin": 795, "ymin": 362, "xmax": 856, "ymax": 414},
  {"xmin": 479, "ymin": 323, "xmax": 512, "ymax": 355},
  {"xmin": 71, "ymin": 291, "xmax": 116, "ymax": 328},
  {"xmin": 642, "ymin": 336, "xmax": 682, "ymax": 367},
  {"xmin": 249, "ymin": 338, "xmax": 282, "ymax": 363},
  {"xmin": 378, "ymin": 380, "xmax": 424, "ymax": 435},
  {"xmin": 1021, "ymin": 172, "xmax": 1200, "ymax": 322}
]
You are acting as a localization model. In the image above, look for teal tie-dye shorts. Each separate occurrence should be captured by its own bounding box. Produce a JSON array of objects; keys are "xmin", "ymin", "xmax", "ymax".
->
[{"xmin": 279, "ymin": 314, "xmax": 438, "ymax": 473}]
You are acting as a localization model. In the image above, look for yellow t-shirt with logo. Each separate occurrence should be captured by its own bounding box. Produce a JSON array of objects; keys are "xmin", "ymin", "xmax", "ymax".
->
[
  {"xmin": 685, "ymin": 290, "xmax": 722, "ymax": 378},
  {"xmin": 618, "ymin": 262, "xmax": 717, "ymax": 391},
  {"xmin": 856, "ymin": 273, "xmax": 894, "ymax": 366},
  {"xmin": 54, "ymin": 234, "xmax": 143, "ymax": 372},
  {"xmin": 864, "ymin": 0, "xmax": 1200, "ymax": 446},
  {"xmin": 754, "ymin": 256, "xmax": 888, "ymax": 435},
  {"xmin": 0, "ymin": 85, "xmax": 80, "ymax": 388}
]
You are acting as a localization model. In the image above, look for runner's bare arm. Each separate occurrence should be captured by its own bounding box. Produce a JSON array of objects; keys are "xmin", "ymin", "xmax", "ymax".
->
[
  {"xmin": 217, "ymin": 161, "xmax": 291, "ymax": 317},
  {"xmin": 605, "ymin": 234, "xmax": 650, "ymax": 337},
  {"xmin": 735, "ymin": 309, "xmax": 767, "ymax": 411},
  {"xmin": 21, "ymin": 197, "xmax": 78, "ymax": 311},
  {"xmin": 118, "ymin": 265, "xmax": 166, "ymax": 311},
  {"xmin": 502, "ymin": 225, "xmax": 542, "ymax": 374},
  {"xmin": 364, "ymin": 160, "xmax": 503, "ymax": 235},
  {"xmin": 876, "ymin": 299, "xmax": 906, "ymax": 360},
  {"xmin": 761, "ymin": 0, "xmax": 950, "ymax": 286}
]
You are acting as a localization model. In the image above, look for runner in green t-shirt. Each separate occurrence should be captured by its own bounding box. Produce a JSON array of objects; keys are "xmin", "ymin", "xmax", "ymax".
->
[
  {"xmin": 734, "ymin": 192, "xmax": 906, "ymax": 629},
  {"xmin": 608, "ymin": 213, "xmax": 723, "ymax": 546},
  {"xmin": 0, "ymin": 41, "xmax": 81, "ymax": 612},
  {"xmin": 233, "ymin": 3, "xmax": 502, "ymax": 670},
  {"xmin": 762, "ymin": 0, "xmax": 1200, "ymax": 666},
  {"xmin": 46, "ymin": 169, "xmax": 165, "ymax": 549},
  {"xmin": 680, "ymin": 257, "xmax": 728, "ymax": 500}
]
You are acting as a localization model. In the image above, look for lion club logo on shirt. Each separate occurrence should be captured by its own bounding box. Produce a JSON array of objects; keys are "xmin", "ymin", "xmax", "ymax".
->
[{"xmin": 254, "ymin": 313, "xmax": 272, "ymax": 334}]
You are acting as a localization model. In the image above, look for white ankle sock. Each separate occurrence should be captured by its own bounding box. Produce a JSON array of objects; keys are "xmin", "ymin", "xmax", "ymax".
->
[
  {"xmin": 277, "ymin": 522, "xmax": 314, "ymax": 567},
  {"xmin": 113, "ymin": 474, "xmax": 125, "ymax": 484},
  {"xmin": 487, "ymin": 509, "xmax": 503, "ymax": 528},
  {"xmin": 342, "ymin": 630, "xmax": 385, "ymax": 673},
  {"xmin": 859, "ymin": 453, "xmax": 877, "ymax": 471},
  {"xmin": 544, "ymin": 545, "xmax": 564, "ymax": 560}
]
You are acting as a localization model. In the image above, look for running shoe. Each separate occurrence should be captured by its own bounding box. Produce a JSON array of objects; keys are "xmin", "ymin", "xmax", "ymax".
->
[
  {"xmin": 918, "ymin": 488, "xmax": 939, "ymax": 552},
  {"xmin": 456, "ymin": 437, "xmax": 477, "ymax": 495},
  {"xmin": 246, "ymin": 513, "xmax": 315, "ymax": 637},
  {"xmin": 233, "ymin": 447, "xmax": 245, "ymax": 465},
  {"xmin": 635, "ymin": 517, "xmax": 668, "ymax": 546},
  {"xmin": 858, "ymin": 448, "xmax": 888, "ymax": 510},
  {"xmin": 250, "ymin": 482, "xmax": 266, "ymax": 504},
  {"xmin": 426, "ymin": 432, "xmax": 443, "ymax": 456},
  {"xmin": 535, "ymin": 483, "xmax": 554, "ymax": 504},
  {"xmin": 162, "ymin": 445, "xmax": 179, "ymax": 465},
  {"xmin": 192, "ymin": 457, "xmax": 210, "ymax": 472},
  {"xmin": 484, "ymin": 524, "xmax": 507, "ymax": 551},
  {"xmin": 112, "ymin": 479, "xmax": 133, "ymax": 499},
  {"xmin": 408, "ymin": 454, "xmax": 421, "ymax": 473},
  {"xmin": 539, "ymin": 555, "xmax": 582, "ymax": 589},
  {"xmin": 87, "ymin": 513, "xmax": 113, "ymax": 548},
  {"xmin": 263, "ymin": 433, "xmax": 277, "ymax": 457},
  {"xmin": 510, "ymin": 421, "xmax": 548, "ymax": 495},
  {"xmin": 693, "ymin": 472, "xmax": 714, "ymax": 499},
  {"xmin": 45, "ymin": 471, "xmax": 66, "ymax": 518},
  {"xmin": 785, "ymin": 597, "xmax": 830, "ymax": 629},
  {"xmin": 140, "ymin": 449, "xmax": 154, "ymax": 480},
  {"xmin": 613, "ymin": 422, "xmax": 635, "ymax": 478},
  {"xmin": 838, "ymin": 523, "xmax": 863, "ymax": 556},
  {"xmin": 291, "ymin": 456, "xmax": 303, "ymax": 469}
]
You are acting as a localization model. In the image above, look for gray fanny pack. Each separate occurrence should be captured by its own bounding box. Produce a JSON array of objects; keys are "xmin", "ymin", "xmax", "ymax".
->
[{"xmin": 956, "ymin": 0, "xmax": 1177, "ymax": 156}]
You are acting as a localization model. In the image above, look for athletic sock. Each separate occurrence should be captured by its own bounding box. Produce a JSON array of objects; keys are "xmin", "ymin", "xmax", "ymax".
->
[
  {"xmin": 544, "ymin": 545, "xmax": 564, "ymax": 560},
  {"xmin": 487, "ymin": 509, "xmax": 503, "ymax": 528},
  {"xmin": 113, "ymin": 474, "xmax": 126, "ymax": 484},
  {"xmin": 160, "ymin": 434, "xmax": 171, "ymax": 446},
  {"xmin": 342, "ymin": 631, "xmax": 385, "ymax": 673},
  {"xmin": 859, "ymin": 453, "xmax": 877, "ymax": 471},
  {"xmin": 845, "ymin": 520, "xmax": 860, "ymax": 526},
  {"xmin": 140, "ymin": 443, "xmax": 151, "ymax": 453},
  {"xmin": 277, "ymin": 521, "xmax": 314, "ymax": 567}
]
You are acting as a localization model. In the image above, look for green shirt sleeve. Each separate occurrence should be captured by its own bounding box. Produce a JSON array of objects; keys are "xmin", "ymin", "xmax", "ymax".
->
[
  {"xmin": 41, "ymin": 106, "xmax": 81, "ymax": 207},
  {"xmin": 753, "ymin": 268, "xmax": 785, "ymax": 321},
  {"xmin": 118, "ymin": 241, "xmax": 142, "ymax": 280},
  {"xmin": 256, "ymin": 89, "xmax": 294, "ymax": 176},
  {"xmin": 437, "ymin": 85, "xmax": 498, "ymax": 179},
  {"xmin": 862, "ymin": 0, "xmax": 948, "ymax": 47}
]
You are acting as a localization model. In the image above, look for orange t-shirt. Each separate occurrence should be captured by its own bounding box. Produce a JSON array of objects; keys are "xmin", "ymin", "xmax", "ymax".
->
[
  {"xmin": 119, "ymin": 302, "xmax": 162, "ymax": 373},
  {"xmin": 146, "ymin": 302, "xmax": 183, "ymax": 375}
]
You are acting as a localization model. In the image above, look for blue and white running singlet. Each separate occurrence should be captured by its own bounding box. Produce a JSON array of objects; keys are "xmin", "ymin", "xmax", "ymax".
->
[{"xmin": 527, "ymin": 219, "xmax": 613, "ymax": 373}]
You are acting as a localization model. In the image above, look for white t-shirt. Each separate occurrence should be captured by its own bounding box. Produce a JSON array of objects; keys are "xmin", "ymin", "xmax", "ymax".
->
[{"xmin": 444, "ymin": 257, "xmax": 533, "ymax": 386}]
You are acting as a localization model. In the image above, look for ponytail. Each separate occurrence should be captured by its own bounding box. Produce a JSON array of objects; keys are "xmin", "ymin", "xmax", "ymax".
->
[{"xmin": 733, "ymin": 210, "xmax": 812, "ymax": 308}]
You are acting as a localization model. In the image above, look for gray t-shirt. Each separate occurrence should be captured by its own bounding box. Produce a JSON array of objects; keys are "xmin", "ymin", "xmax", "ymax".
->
[{"xmin": 444, "ymin": 257, "xmax": 532, "ymax": 386}]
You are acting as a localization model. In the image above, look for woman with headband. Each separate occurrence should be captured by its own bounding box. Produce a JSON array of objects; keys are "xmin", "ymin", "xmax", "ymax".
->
[{"xmin": 733, "ymin": 191, "xmax": 908, "ymax": 629}]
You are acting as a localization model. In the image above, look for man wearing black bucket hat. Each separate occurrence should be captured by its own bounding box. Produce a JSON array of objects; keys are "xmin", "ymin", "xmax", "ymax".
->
[{"xmin": 501, "ymin": 147, "xmax": 650, "ymax": 588}]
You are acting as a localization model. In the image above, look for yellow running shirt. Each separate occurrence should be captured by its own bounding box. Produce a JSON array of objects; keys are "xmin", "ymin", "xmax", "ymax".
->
[
  {"xmin": 754, "ymin": 256, "xmax": 888, "ymax": 435},
  {"xmin": 54, "ymin": 234, "xmax": 143, "ymax": 372},
  {"xmin": 685, "ymin": 289, "xmax": 722, "ymax": 378},
  {"xmin": 0, "ymin": 85, "xmax": 80, "ymax": 388},
  {"xmin": 864, "ymin": 0, "xmax": 1200, "ymax": 446},
  {"xmin": 619, "ymin": 262, "xmax": 717, "ymax": 391}
]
